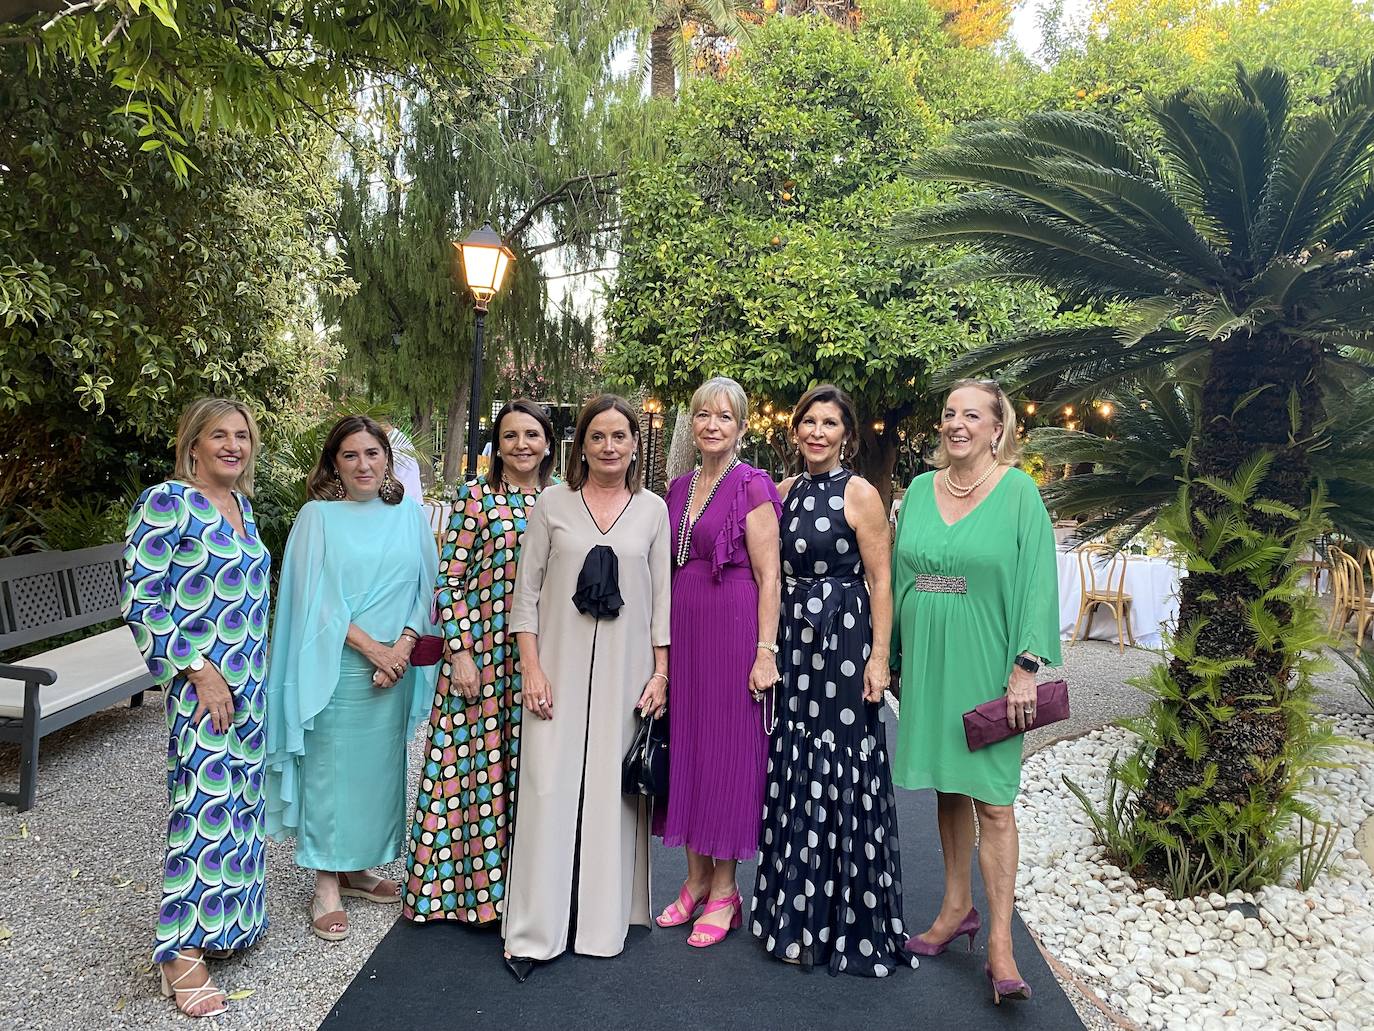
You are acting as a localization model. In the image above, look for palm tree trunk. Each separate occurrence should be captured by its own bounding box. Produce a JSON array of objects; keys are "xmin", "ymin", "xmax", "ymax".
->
[
  {"xmin": 1138, "ymin": 334, "xmax": 1323, "ymax": 845},
  {"xmin": 650, "ymin": 26, "xmax": 676, "ymax": 100}
]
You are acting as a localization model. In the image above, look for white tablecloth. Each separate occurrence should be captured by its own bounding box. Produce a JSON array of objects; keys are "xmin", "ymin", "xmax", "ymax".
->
[{"xmin": 1057, "ymin": 549, "xmax": 1182, "ymax": 648}]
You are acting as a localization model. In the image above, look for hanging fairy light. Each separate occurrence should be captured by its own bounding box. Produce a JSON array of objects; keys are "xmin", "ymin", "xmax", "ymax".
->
[
  {"xmin": 1098, "ymin": 402, "xmax": 1115, "ymax": 418},
  {"xmin": 1025, "ymin": 402, "xmax": 1037, "ymax": 416}
]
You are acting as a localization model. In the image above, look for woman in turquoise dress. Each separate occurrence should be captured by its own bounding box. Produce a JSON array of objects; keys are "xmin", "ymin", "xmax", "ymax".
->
[
  {"xmin": 264, "ymin": 415, "xmax": 439, "ymax": 942},
  {"xmin": 403, "ymin": 399, "xmax": 555, "ymax": 926},
  {"xmin": 122, "ymin": 397, "xmax": 271, "ymax": 1019},
  {"xmin": 890, "ymin": 379, "xmax": 1061, "ymax": 1006}
]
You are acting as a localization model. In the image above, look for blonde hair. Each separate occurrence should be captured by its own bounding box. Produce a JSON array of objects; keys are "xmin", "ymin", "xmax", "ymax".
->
[
  {"xmin": 174, "ymin": 398, "xmax": 261, "ymax": 496},
  {"xmin": 689, "ymin": 376, "xmax": 750, "ymax": 428},
  {"xmin": 931, "ymin": 378, "xmax": 1021, "ymax": 469}
]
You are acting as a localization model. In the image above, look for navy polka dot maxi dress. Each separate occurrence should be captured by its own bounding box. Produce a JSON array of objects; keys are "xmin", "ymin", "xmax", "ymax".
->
[{"xmin": 750, "ymin": 467, "xmax": 915, "ymax": 977}]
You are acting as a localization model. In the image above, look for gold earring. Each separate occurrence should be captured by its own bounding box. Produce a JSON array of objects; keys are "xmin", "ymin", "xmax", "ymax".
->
[{"xmin": 332, "ymin": 474, "xmax": 346, "ymax": 500}]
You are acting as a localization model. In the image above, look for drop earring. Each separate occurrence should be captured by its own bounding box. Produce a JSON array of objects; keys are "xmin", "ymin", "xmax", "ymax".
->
[{"xmin": 332, "ymin": 474, "xmax": 346, "ymax": 500}]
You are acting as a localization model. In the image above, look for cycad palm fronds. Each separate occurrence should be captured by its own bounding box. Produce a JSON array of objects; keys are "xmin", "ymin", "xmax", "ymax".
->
[{"xmin": 895, "ymin": 62, "xmax": 1374, "ymax": 398}]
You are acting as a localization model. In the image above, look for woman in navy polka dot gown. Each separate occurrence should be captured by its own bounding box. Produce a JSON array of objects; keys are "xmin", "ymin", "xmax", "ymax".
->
[{"xmin": 750, "ymin": 384, "xmax": 915, "ymax": 977}]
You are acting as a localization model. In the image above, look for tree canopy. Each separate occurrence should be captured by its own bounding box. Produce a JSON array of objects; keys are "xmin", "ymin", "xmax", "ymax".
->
[
  {"xmin": 0, "ymin": 0, "xmax": 511, "ymax": 178},
  {"xmin": 605, "ymin": 13, "xmax": 1053, "ymax": 497}
]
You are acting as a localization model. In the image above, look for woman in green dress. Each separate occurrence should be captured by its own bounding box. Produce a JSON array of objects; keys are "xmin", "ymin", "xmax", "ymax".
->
[
  {"xmin": 890, "ymin": 378, "xmax": 1060, "ymax": 1005},
  {"xmin": 264, "ymin": 415, "xmax": 439, "ymax": 942}
]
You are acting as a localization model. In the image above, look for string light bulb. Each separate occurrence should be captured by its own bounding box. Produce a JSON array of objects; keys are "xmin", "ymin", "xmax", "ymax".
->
[
  {"xmin": 1098, "ymin": 402, "xmax": 1114, "ymax": 418},
  {"xmin": 1063, "ymin": 405, "xmax": 1075, "ymax": 417},
  {"xmin": 1025, "ymin": 402, "xmax": 1037, "ymax": 416}
]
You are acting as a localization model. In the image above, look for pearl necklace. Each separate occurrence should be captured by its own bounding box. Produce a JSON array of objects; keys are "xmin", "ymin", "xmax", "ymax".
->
[
  {"xmin": 942, "ymin": 460, "xmax": 999, "ymax": 499},
  {"xmin": 676, "ymin": 457, "xmax": 739, "ymax": 567}
]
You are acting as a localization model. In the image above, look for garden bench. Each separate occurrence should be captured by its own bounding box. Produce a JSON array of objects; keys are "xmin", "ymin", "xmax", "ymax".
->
[{"xmin": 0, "ymin": 543, "xmax": 154, "ymax": 812}]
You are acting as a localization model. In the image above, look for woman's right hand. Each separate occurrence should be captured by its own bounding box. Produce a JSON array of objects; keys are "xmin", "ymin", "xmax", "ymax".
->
[
  {"xmin": 524, "ymin": 665, "xmax": 554, "ymax": 720},
  {"xmin": 187, "ymin": 663, "xmax": 235, "ymax": 734},
  {"xmin": 450, "ymin": 649, "xmax": 480, "ymax": 702}
]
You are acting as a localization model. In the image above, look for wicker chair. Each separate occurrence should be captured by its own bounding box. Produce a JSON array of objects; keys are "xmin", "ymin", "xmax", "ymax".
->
[{"xmin": 1069, "ymin": 544, "xmax": 1136, "ymax": 654}]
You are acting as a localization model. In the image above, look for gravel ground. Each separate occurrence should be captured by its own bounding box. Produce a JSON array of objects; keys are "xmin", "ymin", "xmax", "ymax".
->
[{"xmin": 1, "ymin": 640, "xmax": 1368, "ymax": 1031}]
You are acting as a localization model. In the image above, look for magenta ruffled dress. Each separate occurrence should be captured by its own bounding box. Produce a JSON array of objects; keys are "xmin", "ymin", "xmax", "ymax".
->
[{"xmin": 657, "ymin": 463, "xmax": 782, "ymax": 860}]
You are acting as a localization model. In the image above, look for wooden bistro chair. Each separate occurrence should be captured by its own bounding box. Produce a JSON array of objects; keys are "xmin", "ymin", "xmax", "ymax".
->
[
  {"xmin": 1328, "ymin": 547, "xmax": 1373, "ymax": 646},
  {"xmin": 1069, "ymin": 543, "xmax": 1137, "ymax": 654},
  {"xmin": 423, "ymin": 500, "xmax": 448, "ymax": 554}
]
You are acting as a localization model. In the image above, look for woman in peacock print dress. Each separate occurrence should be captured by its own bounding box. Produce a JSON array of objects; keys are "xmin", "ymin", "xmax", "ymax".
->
[
  {"xmin": 403, "ymin": 400, "xmax": 556, "ymax": 926},
  {"xmin": 121, "ymin": 398, "xmax": 271, "ymax": 1019}
]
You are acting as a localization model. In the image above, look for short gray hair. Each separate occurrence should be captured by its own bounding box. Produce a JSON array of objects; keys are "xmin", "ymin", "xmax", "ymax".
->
[{"xmin": 688, "ymin": 376, "xmax": 749, "ymax": 425}]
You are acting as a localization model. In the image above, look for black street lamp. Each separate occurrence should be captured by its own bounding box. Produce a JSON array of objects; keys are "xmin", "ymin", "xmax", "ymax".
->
[{"xmin": 455, "ymin": 223, "xmax": 515, "ymax": 479}]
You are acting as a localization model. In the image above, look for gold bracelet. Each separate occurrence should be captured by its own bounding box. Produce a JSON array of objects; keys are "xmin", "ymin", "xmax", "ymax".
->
[{"xmin": 649, "ymin": 672, "xmax": 668, "ymax": 684}]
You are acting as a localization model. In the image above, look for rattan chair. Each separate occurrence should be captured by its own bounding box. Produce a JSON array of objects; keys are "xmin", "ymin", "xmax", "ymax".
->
[
  {"xmin": 1069, "ymin": 544, "xmax": 1136, "ymax": 654},
  {"xmin": 1329, "ymin": 547, "xmax": 1372, "ymax": 646}
]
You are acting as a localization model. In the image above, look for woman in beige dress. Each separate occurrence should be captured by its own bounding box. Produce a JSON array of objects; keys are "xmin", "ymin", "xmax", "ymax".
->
[{"xmin": 503, "ymin": 394, "xmax": 672, "ymax": 980}]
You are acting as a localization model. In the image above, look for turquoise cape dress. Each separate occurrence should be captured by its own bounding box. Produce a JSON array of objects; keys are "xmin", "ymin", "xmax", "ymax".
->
[{"xmin": 264, "ymin": 497, "xmax": 439, "ymax": 870}]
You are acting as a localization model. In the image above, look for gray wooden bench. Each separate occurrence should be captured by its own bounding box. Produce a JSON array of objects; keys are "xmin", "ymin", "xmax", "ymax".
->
[{"xmin": 0, "ymin": 542, "xmax": 155, "ymax": 812}]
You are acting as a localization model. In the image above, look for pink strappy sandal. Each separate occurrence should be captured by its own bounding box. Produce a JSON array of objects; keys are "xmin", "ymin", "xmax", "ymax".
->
[
  {"xmin": 656, "ymin": 883, "xmax": 708, "ymax": 928},
  {"xmin": 687, "ymin": 890, "xmax": 742, "ymax": 948}
]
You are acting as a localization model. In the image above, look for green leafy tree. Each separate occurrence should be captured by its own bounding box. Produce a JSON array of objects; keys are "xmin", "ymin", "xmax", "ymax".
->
[
  {"xmin": 606, "ymin": 15, "xmax": 1052, "ymax": 501},
  {"xmin": 1037, "ymin": 0, "xmax": 1374, "ymax": 125},
  {"xmin": 896, "ymin": 65, "xmax": 1374, "ymax": 889},
  {"xmin": 0, "ymin": 0, "xmax": 509, "ymax": 177},
  {"xmin": 329, "ymin": 0, "xmax": 657, "ymax": 480},
  {"xmin": 0, "ymin": 52, "xmax": 344, "ymax": 509}
]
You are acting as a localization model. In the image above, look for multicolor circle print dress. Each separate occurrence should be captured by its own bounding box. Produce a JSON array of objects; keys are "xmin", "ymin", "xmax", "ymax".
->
[
  {"xmin": 121, "ymin": 481, "xmax": 271, "ymax": 963},
  {"xmin": 403, "ymin": 477, "xmax": 543, "ymax": 925}
]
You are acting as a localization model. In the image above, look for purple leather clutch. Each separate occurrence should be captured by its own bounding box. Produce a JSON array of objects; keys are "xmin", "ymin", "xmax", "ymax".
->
[
  {"xmin": 410, "ymin": 635, "xmax": 444, "ymax": 667},
  {"xmin": 962, "ymin": 679, "xmax": 1070, "ymax": 751}
]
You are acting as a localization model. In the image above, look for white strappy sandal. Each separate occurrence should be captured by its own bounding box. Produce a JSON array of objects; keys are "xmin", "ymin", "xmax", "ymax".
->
[{"xmin": 159, "ymin": 953, "xmax": 227, "ymax": 1018}]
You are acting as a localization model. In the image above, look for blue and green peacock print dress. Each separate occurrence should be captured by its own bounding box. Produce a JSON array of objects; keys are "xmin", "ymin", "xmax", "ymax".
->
[{"xmin": 121, "ymin": 481, "xmax": 271, "ymax": 963}]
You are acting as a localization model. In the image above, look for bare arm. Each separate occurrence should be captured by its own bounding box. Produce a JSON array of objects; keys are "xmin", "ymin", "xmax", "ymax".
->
[
  {"xmin": 847, "ymin": 476, "xmax": 892, "ymax": 702},
  {"xmin": 744, "ymin": 501, "xmax": 782, "ymax": 698}
]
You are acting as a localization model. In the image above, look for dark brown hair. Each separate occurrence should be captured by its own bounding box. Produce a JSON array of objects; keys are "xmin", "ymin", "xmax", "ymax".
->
[
  {"xmin": 790, "ymin": 383, "xmax": 858, "ymax": 448},
  {"xmin": 306, "ymin": 415, "xmax": 403, "ymax": 504},
  {"xmin": 488, "ymin": 399, "xmax": 556, "ymax": 490},
  {"xmin": 565, "ymin": 394, "xmax": 642, "ymax": 492}
]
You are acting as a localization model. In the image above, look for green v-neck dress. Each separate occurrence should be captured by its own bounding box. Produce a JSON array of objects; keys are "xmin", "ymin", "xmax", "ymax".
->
[{"xmin": 889, "ymin": 468, "xmax": 1061, "ymax": 805}]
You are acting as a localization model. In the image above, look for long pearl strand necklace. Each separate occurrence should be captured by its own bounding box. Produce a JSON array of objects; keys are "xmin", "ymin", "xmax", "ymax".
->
[
  {"xmin": 676, "ymin": 457, "xmax": 739, "ymax": 567},
  {"xmin": 942, "ymin": 459, "xmax": 999, "ymax": 499}
]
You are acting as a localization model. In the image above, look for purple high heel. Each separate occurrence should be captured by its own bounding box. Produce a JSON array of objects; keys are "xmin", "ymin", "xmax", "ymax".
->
[
  {"xmin": 985, "ymin": 963, "xmax": 1032, "ymax": 1005},
  {"xmin": 904, "ymin": 907, "xmax": 981, "ymax": 956}
]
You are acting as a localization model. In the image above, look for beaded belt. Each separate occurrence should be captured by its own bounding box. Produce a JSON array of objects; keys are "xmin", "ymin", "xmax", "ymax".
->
[{"xmin": 914, "ymin": 573, "xmax": 967, "ymax": 594}]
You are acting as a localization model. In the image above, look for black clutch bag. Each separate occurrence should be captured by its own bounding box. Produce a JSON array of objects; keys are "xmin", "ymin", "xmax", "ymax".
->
[{"xmin": 621, "ymin": 711, "xmax": 669, "ymax": 797}]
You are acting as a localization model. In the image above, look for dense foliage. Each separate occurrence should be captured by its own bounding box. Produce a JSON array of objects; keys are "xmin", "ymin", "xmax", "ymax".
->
[
  {"xmin": 606, "ymin": 14, "xmax": 1053, "ymax": 500},
  {"xmin": 0, "ymin": 52, "xmax": 344, "ymax": 521},
  {"xmin": 0, "ymin": 0, "xmax": 510, "ymax": 177}
]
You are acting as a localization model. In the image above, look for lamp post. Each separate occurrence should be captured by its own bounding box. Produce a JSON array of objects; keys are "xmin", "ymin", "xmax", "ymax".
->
[
  {"xmin": 643, "ymin": 397, "xmax": 664, "ymax": 493},
  {"xmin": 455, "ymin": 223, "xmax": 515, "ymax": 479}
]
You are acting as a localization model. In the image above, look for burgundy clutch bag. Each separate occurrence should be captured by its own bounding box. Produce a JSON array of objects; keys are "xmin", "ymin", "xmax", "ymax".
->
[
  {"xmin": 962, "ymin": 679, "xmax": 1070, "ymax": 751},
  {"xmin": 409, "ymin": 635, "xmax": 445, "ymax": 667}
]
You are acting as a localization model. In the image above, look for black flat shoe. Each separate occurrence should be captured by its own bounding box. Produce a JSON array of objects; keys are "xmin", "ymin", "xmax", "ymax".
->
[{"xmin": 504, "ymin": 956, "xmax": 535, "ymax": 983}]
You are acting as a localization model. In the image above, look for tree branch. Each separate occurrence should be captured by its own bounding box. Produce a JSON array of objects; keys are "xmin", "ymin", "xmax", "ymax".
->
[{"xmin": 505, "ymin": 171, "xmax": 619, "ymax": 240}]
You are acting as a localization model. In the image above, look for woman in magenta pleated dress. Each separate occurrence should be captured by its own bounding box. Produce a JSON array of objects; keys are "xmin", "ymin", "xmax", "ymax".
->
[{"xmin": 656, "ymin": 376, "xmax": 782, "ymax": 948}]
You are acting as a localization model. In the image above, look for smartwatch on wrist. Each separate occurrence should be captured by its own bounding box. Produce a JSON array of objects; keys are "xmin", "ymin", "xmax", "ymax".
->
[{"xmin": 1013, "ymin": 654, "xmax": 1040, "ymax": 675}]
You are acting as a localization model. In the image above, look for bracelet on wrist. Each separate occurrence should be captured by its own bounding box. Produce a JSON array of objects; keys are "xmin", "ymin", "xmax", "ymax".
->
[
  {"xmin": 649, "ymin": 672, "xmax": 668, "ymax": 684},
  {"xmin": 756, "ymin": 641, "xmax": 779, "ymax": 654}
]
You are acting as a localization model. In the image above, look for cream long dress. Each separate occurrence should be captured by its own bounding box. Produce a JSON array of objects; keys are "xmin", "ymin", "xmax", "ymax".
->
[{"xmin": 503, "ymin": 483, "xmax": 672, "ymax": 960}]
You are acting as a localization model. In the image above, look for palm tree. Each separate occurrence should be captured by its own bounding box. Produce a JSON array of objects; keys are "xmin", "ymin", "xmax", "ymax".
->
[
  {"xmin": 894, "ymin": 63, "xmax": 1374, "ymax": 884},
  {"xmin": 1033, "ymin": 375, "xmax": 1374, "ymax": 547},
  {"xmin": 648, "ymin": 0, "xmax": 756, "ymax": 100}
]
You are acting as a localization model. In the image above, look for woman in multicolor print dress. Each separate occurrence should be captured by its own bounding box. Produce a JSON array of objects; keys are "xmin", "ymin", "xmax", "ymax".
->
[
  {"xmin": 403, "ymin": 400, "xmax": 556, "ymax": 926},
  {"xmin": 122, "ymin": 398, "xmax": 271, "ymax": 1019}
]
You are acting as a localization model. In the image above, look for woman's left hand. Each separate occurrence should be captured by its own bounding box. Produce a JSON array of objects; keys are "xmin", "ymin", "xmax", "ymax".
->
[
  {"xmin": 637, "ymin": 674, "xmax": 667, "ymax": 718},
  {"xmin": 1005, "ymin": 663, "xmax": 1038, "ymax": 730},
  {"xmin": 748, "ymin": 651, "xmax": 779, "ymax": 701},
  {"xmin": 862, "ymin": 658, "xmax": 890, "ymax": 703}
]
